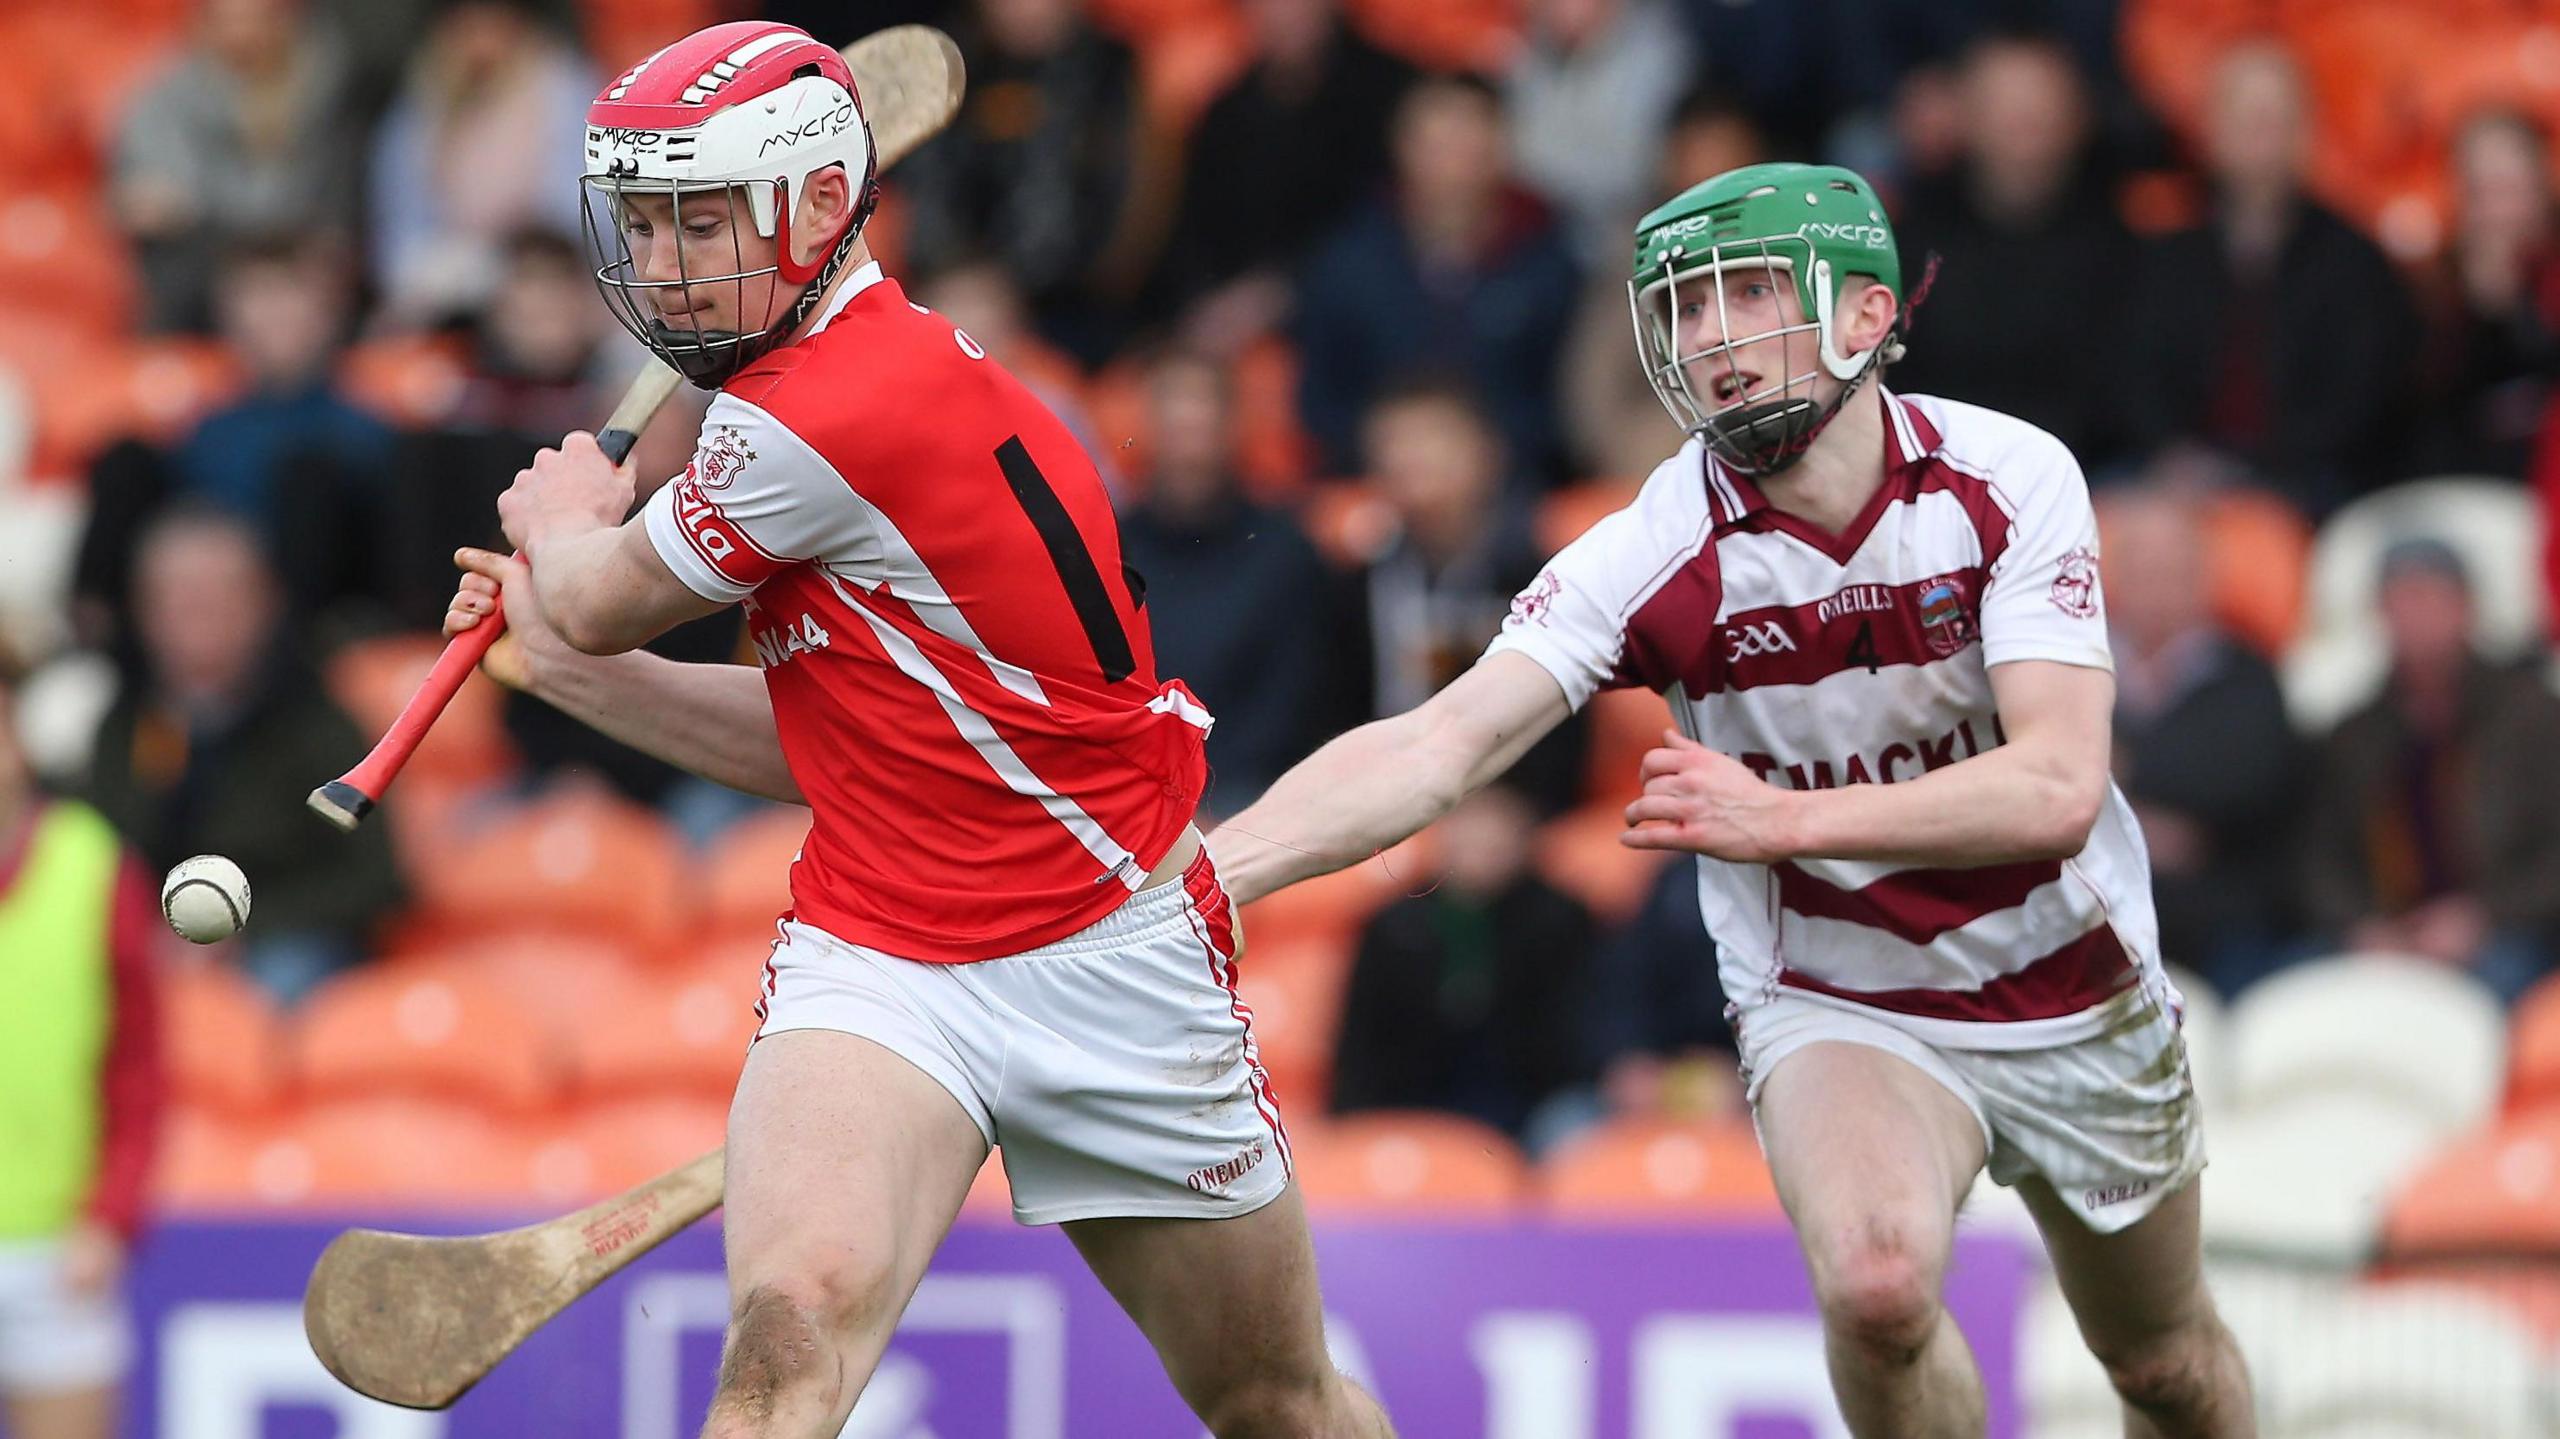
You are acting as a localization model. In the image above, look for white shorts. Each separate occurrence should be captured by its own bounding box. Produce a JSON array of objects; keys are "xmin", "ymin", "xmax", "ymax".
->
[
  {"xmin": 1735, "ymin": 984, "xmax": 2205, "ymax": 1234},
  {"xmin": 0, "ymin": 1237, "xmax": 132, "ymax": 1393},
  {"xmin": 755, "ymin": 849, "xmax": 1293, "ymax": 1226}
]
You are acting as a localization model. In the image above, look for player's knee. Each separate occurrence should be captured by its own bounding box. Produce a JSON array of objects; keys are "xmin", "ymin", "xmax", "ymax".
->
[
  {"xmin": 1812, "ymin": 1231, "xmax": 1942, "ymax": 1362},
  {"xmin": 2093, "ymin": 1314, "xmax": 2237, "ymax": 1417},
  {"xmin": 708, "ymin": 1258, "xmax": 896, "ymax": 1418}
]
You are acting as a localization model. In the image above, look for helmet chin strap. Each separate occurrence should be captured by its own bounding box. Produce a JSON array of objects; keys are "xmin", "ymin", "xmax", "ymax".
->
[{"xmin": 661, "ymin": 176, "xmax": 878, "ymax": 389}]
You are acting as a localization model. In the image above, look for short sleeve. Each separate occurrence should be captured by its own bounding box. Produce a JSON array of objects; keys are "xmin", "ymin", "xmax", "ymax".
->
[
  {"xmin": 1978, "ymin": 441, "xmax": 2114, "ymax": 672},
  {"xmin": 642, "ymin": 393, "xmax": 872, "ymax": 602},
  {"xmin": 1483, "ymin": 505, "xmax": 1693, "ymax": 711}
]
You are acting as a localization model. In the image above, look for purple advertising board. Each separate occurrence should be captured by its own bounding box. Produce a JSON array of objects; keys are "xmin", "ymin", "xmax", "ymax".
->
[{"xmin": 126, "ymin": 1216, "xmax": 2026, "ymax": 1438}]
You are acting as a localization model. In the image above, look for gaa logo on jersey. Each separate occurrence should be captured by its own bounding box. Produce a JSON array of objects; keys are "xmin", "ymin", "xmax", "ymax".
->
[
  {"xmin": 1917, "ymin": 574, "xmax": 1976, "ymax": 657},
  {"xmin": 689, "ymin": 424, "xmax": 758, "ymax": 492},
  {"xmin": 2050, "ymin": 545, "xmax": 2102, "ymax": 620}
]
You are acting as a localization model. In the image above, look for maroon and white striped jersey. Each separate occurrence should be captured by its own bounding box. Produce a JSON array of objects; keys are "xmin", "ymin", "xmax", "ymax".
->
[
  {"xmin": 640, "ymin": 262, "xmax": 1212, "ymax": 963},
  {"xmin": 1488, "ymin": 391, "xmax": 2166, "ymax": 1049}
]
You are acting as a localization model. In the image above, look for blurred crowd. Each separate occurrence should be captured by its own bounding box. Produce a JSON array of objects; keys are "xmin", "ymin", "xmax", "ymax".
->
[{"xmin": 4, "ymin": 0, "xmax": 2560, "ymax": 1173}]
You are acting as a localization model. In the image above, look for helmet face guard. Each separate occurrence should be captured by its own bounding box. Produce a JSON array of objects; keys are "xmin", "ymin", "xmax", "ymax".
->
[
  {"xmin": 580, "ymin": 172, "xmax": 869, "ymax": 387},
  {"xmin": 1625, "ymin": 163, "xmax": 1907, "ymax": 478}
]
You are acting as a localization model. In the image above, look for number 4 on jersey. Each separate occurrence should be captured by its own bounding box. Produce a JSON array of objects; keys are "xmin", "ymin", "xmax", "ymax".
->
[{"xmin": 1846, "ymin": 619, "xmax": 1881, "ymax": 674}]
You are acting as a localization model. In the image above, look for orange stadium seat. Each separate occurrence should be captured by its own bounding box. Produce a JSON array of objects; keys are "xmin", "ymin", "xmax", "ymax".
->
[
  {"xmin": 291, "ymin": 1097, "xmax": 546, "ymax": 1206},
  {"xmin": 414, "ymin": 789, "xmax": 695, "ymax": 949},
  {"xmin": 697, "ymin": 804, "xmax": 809, "ymax": 945},
  {"xmin": 1535, "ymin": 481, "xmax": 1638, "ymax": 555},
  {"xmin": 161, "ymin": 959, "xmax": 289, "ymax": 1113},
  {"xmin": 293, "ymin": 963, "xmax": 561, "ymax": 1112},
  {"xmin": 537, "ymin": 1094, "xmax": 729, "ymax": 1199},
  {"xmin": 1539, "ymin": 1115, "xmax": 1783, "ymax": 1219},
  {"xmin": 1297, "ymin": 482, "xmax": 1399, "ymax": 566},
  {"xmin": 1294, "ymin": 1112, "xmax": 1530, "ymax": 1214},
  {"xmin": 2205, "ymin": 487, "xmax": 2313, "ymax": 655},
  {"xmin": 1342, "ymin": 0, "xmax": 1521, "ymax": 70},
  {"xmin": 2505, "ymin": 971, "xmax": 2560, "ymax": 1113},
  {"xmin": 0, "ymin": 332, "xmax": 241, "ymax": 485},
  {"xmin": 580, "ymin": 0, "xmax": 724, "ymax": 71},
  {"xmin": 1234, "ymin": 337, "xmax": 1315, "ymax": 500},
  {"xmin": 2, "ymin": 189, "xmax": 137, "ymax": 339},
  {"xmin": 1535, "ymin": 801, "xmax": 1668, "ymax": 924},
  {"xmin": 324, "ymin": 634, "xmax": 518, "ymax": 791},
  {"xmin": 156, "ymin": 1106, "xmax": 317, "ymax": 1210},
  {"xmin": 565, "ymin": 962, "xmax": 757, "ymax": 1103},
  {"xmin": 2383, "ymin": 1109, "xmax": 2560, "ymax": 1257}
]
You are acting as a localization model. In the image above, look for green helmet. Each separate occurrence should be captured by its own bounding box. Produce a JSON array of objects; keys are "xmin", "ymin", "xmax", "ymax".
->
[{"xmin": 1628, "ymin": 162, "xmax": 1905, "ymax": 477}]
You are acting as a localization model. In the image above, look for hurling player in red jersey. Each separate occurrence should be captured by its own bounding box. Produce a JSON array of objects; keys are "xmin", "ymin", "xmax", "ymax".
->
[{"xmin": 443, "ymin": 22, "xmax": 1390, "ymax": 1439}]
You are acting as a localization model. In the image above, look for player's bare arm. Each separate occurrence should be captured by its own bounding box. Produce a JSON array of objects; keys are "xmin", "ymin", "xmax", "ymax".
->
[
  {"xmin": 1623, "ymin": 658, "xmax": 2114, "ymax": 868},
  {"xmin": 445, "ymin": 546, "xmax": 801, "ymax": 804},
  {"xmin": 1210, "ymin": 650, "xmax": 1571, "ymax": 906},
  {"xmin": 496, "ymin": 430, "xmax": 731, "ymax": 655}
]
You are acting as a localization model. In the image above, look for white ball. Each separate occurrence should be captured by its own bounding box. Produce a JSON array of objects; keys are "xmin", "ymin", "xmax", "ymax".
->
[{"xmin": 161, "ymin": 855, "xmax": 252, "ymax": 944}]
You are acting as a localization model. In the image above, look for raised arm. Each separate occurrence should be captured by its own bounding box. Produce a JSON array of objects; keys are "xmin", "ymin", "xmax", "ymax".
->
[
  {"xmin": 445, "ymin": 547, "xmax": 802, "ymax": 805},
  {"xmin": 500, "ymin": 432, "xmax": 731, "ymax": 656},
  {"xmin": 1210, "ymin": 651, "xmax": 1571, "ymax": 906},
  {"xmin": 1622, "ymin": 659, "xmax": 2114, "ymax": 868}
]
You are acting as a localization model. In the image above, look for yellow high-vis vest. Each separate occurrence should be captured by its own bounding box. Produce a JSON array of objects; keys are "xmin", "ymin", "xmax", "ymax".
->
[{"xmin": 0, "ymin": 801, "xmax": 120, "ymax": 1239}]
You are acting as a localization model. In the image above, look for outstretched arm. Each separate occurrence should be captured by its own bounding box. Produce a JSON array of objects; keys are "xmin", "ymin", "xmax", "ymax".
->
[
  {"xmin": 1211, "ymin": 651, "xmax": 1572, "ymax": 906},
  {"xmin": 1623, "ymin": 660, "xmax": 2115, "ymax": 868},
  {"xmin": 445, "ymin": 548, "xmax": 802, "ymax": 805}
]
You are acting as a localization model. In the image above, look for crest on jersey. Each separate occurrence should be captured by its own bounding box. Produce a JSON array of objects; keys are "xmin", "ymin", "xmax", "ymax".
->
[
  {"xmin": 1510, "ymin": 570, "xmax": 1563, "ymax": 627},
  {"xmin": 2050, "ymin": 546, "xmax": 2101, "ymax": 620},
  {"xmin": 689, "ymin": 425, "xmax": 758, "ymax": 493},
  {"xmin": 1917, "ymin": 573, "xmax": 1975, "ymax": 657}
]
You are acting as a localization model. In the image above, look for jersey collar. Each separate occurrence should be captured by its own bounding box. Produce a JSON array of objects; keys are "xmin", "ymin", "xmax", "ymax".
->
[
  {"xmin": 805, "ymin": 259, "xmax": 887, "ymax": 336},
  {"xmin": 1700, "ymin": 387, "xmax": 1933, "ymax": 533}
]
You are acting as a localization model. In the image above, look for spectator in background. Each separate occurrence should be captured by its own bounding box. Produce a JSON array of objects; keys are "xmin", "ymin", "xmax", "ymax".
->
[
  {"xmin": 2099, "ymin": 481, "xmax": 2302, "ymax": 992},
  {"xmin": 1505, "ymin": 0, "xmax": 1693, "ymax": 266},
  {"xmin": 1892, "ymin": 31, "xmax": 2133, "ymax": 466},
  {"xmin": 2414, "ymin": 110, "xmax": 2560, "ymax": 480},
  {"xmin": 1524, "ymin": 855, "xmax": 1739, "ymax": 1153},
  {"xmin": 1153, "ymin": 0, "xmax": 1415, "ymax": 347},
  {"xmin": 913, "ymin": 260, "xmax": 1105, "ymax": 465},
  {"xmin": 113, "ymin": 0, "xmax": 362, "ymax": 333},
  {"xmin": 2298, "ymin": 539, "xmax": 2560, "ymax": 1003},
  {"xmin": 1115, "ymin": 351, "xmax": 1340, "ymax": 811},
  {"xmin": 381, "ymin": 228, "xmax": 621, "ymax": 622},
  {"xmin": 1330, "ymin": 785, "xmax": 1595, "ymax": 1139},
  {"xmin": 1295, "ymin": 74, "xmax": 1582, "ymax": 486},
  {"xmin": 82, "ymin": 509, "xmax": 403, "ymax": 1005},
  {"xmin": 0, "ymin": 645, "xmax": 163, "ymax": 1439},
  {"xmin": 368, "ymin": 0, "xmax": 594, "ymax": 328},
  {"xmin": 1344, "ymin": 380, "xmax": 1586, "ymax": 811},
  {"xmin": 73, "ymin": 235, "xmax": 394, "ymax": 652},
  {"xmin": 2118, "ymin": 40, "xmax": 2413, "ymax": 517},
  {"xmin": 897, "ymin": 0, "xmax": 1160, "ymax": 363}
]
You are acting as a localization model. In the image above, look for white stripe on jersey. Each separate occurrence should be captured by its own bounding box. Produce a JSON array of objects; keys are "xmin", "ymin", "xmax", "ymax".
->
[
  {"xmin": 822, "ymin": 572, "xmax": 1146, "ymax": 889},
  {"xmin": 1766, "ymin": 870, "xmax": 2110, "ymax": 993}
]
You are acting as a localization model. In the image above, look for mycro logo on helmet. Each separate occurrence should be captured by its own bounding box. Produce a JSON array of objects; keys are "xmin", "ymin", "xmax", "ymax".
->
[
  {"xmin": 1797, "ymin": 221, "xmax": 1891, "ymax": 250},
  {"xmin": 759, "ymin": 101, "xmax": 856, "ymax": 158}
]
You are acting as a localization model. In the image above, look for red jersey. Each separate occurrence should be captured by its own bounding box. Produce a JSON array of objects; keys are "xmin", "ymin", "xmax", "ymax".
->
[{"xmin": 641, "ymin": 263, "xmax": 1211, "ymax": 961}]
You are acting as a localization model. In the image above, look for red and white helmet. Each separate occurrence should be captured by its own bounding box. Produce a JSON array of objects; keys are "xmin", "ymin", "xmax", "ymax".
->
[{"xmin": 580, "ymin": 21, "xmax": 879, "ymax": 385}]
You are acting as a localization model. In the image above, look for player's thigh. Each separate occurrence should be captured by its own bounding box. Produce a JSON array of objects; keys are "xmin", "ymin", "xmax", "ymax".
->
[
  {"xmin": 2017, "ymin": 1174, "xmax": 2217, "ymax": 1353},
  {"xmin": 1064, "ymin": 1183, "xmax": 1335, "ymax": 1416},
  {"xmin": 1754, "ymin": 1036, "xmax": 1989, "ymax": 1297},
  {"xmin": 721, "ymin": 1028, "xmax": 990, "ymax": 1318}
]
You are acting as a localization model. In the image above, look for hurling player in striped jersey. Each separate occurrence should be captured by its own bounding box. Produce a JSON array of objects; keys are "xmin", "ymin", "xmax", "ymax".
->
[{"xmin": 1216, "ymin": 163, "xmax": 2254, "ymax": 1438}]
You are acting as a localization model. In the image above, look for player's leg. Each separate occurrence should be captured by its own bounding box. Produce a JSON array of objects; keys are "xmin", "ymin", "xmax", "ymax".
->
[
  {"xmin": 2017, "ymin": 1178, "xmax": 2254, "ymax": 1438},
  {"xmin": 1753, "ymin": 1029, "xmax": 1991, "ymax": 1438},
  {"xmin": 6, "ymin": 1384, "xmax": 117, "ymax": 1439},
  {"xmin": 1067, "ymin": 1186, "xmax": 1392, "ymax": 1438},
  {"xmin": 701, "ymin": 1027, "xmax": 989, "ymax": 1439}
]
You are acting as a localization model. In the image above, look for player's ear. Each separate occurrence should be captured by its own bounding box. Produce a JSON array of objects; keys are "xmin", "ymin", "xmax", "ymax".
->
[
  {"xmin": 1843, "ymin": 276, "xmax": 1897, "ymax": 356},
  {"xmin": 791, "ymin": 165, "xmax": 855, "ymax": 269}
]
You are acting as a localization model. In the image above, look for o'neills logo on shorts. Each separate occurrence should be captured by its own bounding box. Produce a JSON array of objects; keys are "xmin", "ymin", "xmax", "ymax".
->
[
  {"xmin": 2084, "ymin": 1179, "xmax": 2153, "ymax": 1210},
  {"xmin": 1188, "ymin": 1140, "xmax": 1267, "ymax": 1194}
]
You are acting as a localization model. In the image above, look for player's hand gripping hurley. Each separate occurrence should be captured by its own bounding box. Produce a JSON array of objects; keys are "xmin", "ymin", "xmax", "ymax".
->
[{"xmin": 306, "ymin": 23, "xmax": 967, "ymax": 832}]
